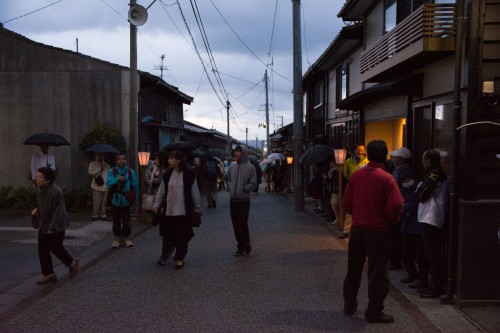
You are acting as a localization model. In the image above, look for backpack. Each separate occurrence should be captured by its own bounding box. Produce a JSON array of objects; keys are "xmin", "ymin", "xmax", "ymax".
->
[{"xmin": 205, "ymin": 160, "xmax": 218, "ymax": 181}]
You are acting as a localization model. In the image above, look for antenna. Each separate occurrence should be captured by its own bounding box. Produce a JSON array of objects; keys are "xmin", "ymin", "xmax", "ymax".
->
[{"xmin": 154, "ymin": 54, "xmax": 165, "ymax": 78}]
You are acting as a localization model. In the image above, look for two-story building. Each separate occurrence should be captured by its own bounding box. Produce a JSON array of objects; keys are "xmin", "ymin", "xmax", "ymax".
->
[{"xmin": 304, "ymin": 0, "xmax": 500, "ymax": 305}]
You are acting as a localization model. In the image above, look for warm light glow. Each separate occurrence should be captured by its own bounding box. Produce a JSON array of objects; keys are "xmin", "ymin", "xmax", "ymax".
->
[
  {"xmin": 483, "ymin": 80, "xmax": 494, "ymax": 95},
  {"xmin": 287, "ymin": 156, "xmax": 293, "ymax": 165},
  {"xmin": 138, "ymin": 151, "xmax": 150, "ymax": 166},
  {"xmin": 334, "ymin": 149, "xmax": 347, "ymax": 165}
]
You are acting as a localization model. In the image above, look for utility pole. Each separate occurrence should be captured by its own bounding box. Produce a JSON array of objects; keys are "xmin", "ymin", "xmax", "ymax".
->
[
  {"xmin": 245, "ymin": 127, "xmax": 248, "ymax": 145},
  {"xmin": 226, "ymin": 100, "xmax": 231, "ymax": 154},
  {"xmin": 264, "ymin": 70, "xmax": 270, "ymax": 155},
  {"xmin": 292, "ymin": 0, "xmax": 304, "ymax": 211},
  {"xmin": 255, "ymin": 136, "xmax": 258, "ymax": 149},
  {"xmin": 129, "ymin": 0, "xmax": 138, "ymax": 172}
]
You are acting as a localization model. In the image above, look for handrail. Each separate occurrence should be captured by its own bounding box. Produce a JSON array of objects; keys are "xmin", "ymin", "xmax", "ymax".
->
[{"xmin": 360, "ymin": 4, "xmax": 457, "ymax": 75}]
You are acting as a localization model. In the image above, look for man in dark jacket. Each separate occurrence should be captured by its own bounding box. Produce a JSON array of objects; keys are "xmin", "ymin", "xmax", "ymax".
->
[
  {"xmin": 342, "ymin": 140, "xmax": 403, "ymax": 324},
  {"xmin": 228, "ymin": 145, "xmax": 257, "ymax": 256}
]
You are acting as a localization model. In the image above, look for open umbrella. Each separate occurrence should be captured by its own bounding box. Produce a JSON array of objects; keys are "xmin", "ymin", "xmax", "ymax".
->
[
  {"xmin": 299, "ymin": 145, "xmax": 332, "ymax": 165},
  {"xmin": 267, "ymin": 152, "xmax": 285, "ymax": 160},
  {"xmin": 208, "ymin": 149, "xmax": 229, "ymax": 159},
  {"xmin": 162, "ymin": 141, "xmax": 197, "ymax": 152},
  {"xmin": 85, "ymin": 144, "xmax": 119, "ymax": 154},
  {"xmin": 23, "ymin": 132, "xmax": 70, "ymax": 146},
  {"xmin": 259, "ymin": 158, "xmax": 277, "ymax": 166}
]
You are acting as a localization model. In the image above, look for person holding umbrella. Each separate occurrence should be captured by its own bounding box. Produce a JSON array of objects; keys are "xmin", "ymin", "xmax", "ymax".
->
[
  {"xmin": 88, "ymin": 152, "xmax": 110, "ymax": 221},
  {"xmin": 31, "ymin": 144, "xmax": 55, "ymax": 186}
]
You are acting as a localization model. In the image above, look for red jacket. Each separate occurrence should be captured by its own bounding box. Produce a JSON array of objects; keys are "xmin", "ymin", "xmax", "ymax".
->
[{"xmin": 343, "ymin": 162, "xmax": 403, "ymax": 233}]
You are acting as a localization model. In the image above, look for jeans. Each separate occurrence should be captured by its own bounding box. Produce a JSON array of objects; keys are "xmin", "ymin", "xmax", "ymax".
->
[
  {"xmin": 38, "ymin": 231, "xmax": 73, "ymax": 276},
  {"xmin": 401, "ymin": 233, "xmax": 429, "ymax": 281},
  {"xmin": 343, "ymin": 226, "xmax": 390, "ymax": 319},
  {"xmin": 230, "ymin": 201, "xmax": 251, "ymax": 250},
  {"xmin": 111, "ymin": 205, "xmax": 131, "ymax": 238}
]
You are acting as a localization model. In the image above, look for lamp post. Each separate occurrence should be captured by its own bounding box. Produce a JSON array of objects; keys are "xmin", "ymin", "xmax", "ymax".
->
[
  {"xmin": 287, "ymin": 156, "xmax": 293, "ymax": 193},
  {"xmin": 334, "ymin": 149, "xmax": 347, "ymax": 231},
  {"xmin": 138, "ymin": 151, "xmax": 150, "ymax": 224}
]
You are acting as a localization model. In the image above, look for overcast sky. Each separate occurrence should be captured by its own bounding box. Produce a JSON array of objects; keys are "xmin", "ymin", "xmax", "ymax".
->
[{"xmin": 2, "ymin": 0, "xmax": 346, "ymax": 142}]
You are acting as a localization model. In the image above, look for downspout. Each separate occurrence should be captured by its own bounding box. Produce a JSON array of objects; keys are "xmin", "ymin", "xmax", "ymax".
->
[{"xmin": 443, "ymin": 0, "xmax": 465, "ymax": 305}]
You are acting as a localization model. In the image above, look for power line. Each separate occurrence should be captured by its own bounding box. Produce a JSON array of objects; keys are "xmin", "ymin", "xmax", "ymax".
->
[{"xmin": 2, "ymin": 0, "xmax": 64, "ymax": 24}]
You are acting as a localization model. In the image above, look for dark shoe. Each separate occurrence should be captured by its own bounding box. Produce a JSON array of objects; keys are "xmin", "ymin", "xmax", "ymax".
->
[
  {"xmin": 91, "ymin": 217, "xmax": 98, "ymax": 221},
  {"xmin": 409, "ymin": 279, "xmax": 428, "ymax": 289},
  {"xmin": 212, "ymin": 199, "xmax": 216, "ymax": 208},
  {"xmin": 245, "ymin": 245, "xmax": 252, "ymax": 255},
  {"xmin": 36, "ymin": 273, "xmax": 57, "ymax": 285},
  {"xmin": 388, "ymin": 263, "xmax": 403, "ymax": 270},
  {"xmin": 207, "ymin": 204, "xmax": 212, "ymax": 209},
  {"xmin": 339, "ymin": 233, "xmax": 349, "ymax": 239},
  {"xmin": 400, "ymin": 275, "xmax": 417, "ymax": 283},
  {"xmin": 366, "ymin": 313, "xmax": 394, "ymax": 324},
  {"xmin": 69, "ymin": 259, "xmax": 79, "ymax": 277},
  {"xmin": 344, "ymin": 302, "xmax": 358, "ymax": 316},
  {"xmin": 419, "ymin": 289, "xmax": 444, "ymax": 299},
  {"xmin": 234, "ymin": 249, "xmax": 245, "ymax": 257},
  {"xmin": 157, "ymin": 257, "xmax": 168, "ymax": 266},
  {"xmin": 174, "ymin": 261, "xmax": 184, "ymax": 270}
]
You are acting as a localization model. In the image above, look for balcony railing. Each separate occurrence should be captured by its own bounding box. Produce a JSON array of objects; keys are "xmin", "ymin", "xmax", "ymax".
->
[{"xmin": 360, "ymin": 4, "xmax": 457, "ymax": 82}]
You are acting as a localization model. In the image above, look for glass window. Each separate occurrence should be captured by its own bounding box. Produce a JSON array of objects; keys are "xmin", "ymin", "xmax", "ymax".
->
[
  {"xmin": 338, "ymin": 63, "xmax": 348, "ymax": 101},
  {"xmin": 385, "ymin": 0, "xmax": 397, "ymax": 33}
]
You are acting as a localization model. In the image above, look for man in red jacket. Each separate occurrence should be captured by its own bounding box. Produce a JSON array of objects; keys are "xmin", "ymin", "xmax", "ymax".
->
[{"xmin": 342, "ymin": 140, "xmax": 403, "ymax": 324}]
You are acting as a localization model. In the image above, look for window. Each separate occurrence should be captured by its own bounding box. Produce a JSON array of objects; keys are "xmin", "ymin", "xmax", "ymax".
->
[
  {"xmin": 337, "ymin": 62, "xmax": 348, "ymax": 101},
  {"xmin": 385, "ymin": 0, "xmax": 397, "ymax": 33},
  {"xmin": 314, "ymin": 82, "xmax": 324, "ymax": 109}
]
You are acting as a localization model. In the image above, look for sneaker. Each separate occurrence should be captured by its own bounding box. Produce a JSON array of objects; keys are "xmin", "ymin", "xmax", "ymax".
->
[
  {"xmin": 69, "ymin": 259, "xmax": 79, "ymax": 277},
  {"xmin": 112, "ymin": 238, "xmax": 120, "ymax": 248},
  {"xmin": 234, "ymin": 249, "xmax": 245, "ymax": 257},
  {"xmin": 330, "ymin": 219, "xmax": 337, "ymax": 225},
  {"xmin": 124, "ymin": 239, "xmax": 134, "ymax": 247},
  {"xmin": 36, "ymin": 273, "xmax": 57, "ymax": 285},
  {"xmin": 157, "ymin": 257, "xmax": 168, "ymax": 266},
  {"xmin": 365, "ymin": 313, "xmax": 394, "ymax": 324}
]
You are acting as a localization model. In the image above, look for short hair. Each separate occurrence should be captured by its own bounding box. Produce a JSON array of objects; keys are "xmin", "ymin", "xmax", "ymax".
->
[
  {"xmin": 169, "ymin": 150, "xmax": 185, "ymax": 170},
  {"xmin": 366, "ymin": 140, "xmax": 388, "ymax": 163},
  {"xmin": 37, "ymin": 167, "xmax": 55, "ymax": 183},
  {"xmin": 423, "ymin": 149, "xmax": 441, "ymax": 168}
]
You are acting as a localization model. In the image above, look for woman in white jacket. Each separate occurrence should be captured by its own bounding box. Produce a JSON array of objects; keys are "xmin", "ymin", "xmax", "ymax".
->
[{"xmin": 88, "ymin": 152, "xmax": 110, "ymax": 221}]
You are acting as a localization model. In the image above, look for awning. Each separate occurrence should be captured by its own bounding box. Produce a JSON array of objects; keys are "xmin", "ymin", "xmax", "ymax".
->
[{"xmin": 337, "ymin": 73, "xmax": 423, "ymax": 111}]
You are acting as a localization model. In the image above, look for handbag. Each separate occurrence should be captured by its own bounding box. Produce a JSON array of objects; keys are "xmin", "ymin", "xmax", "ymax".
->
[
  {"xmin": 95, "ymin": 174, "xmax": 104, "ymax": 186},
  {"xmin": 192, "ymin": 211, "xmax": 202, "ymax": 227},
  {"xmin": 141, "ymin": 183, "xmax": 156, "ymax": 211}
]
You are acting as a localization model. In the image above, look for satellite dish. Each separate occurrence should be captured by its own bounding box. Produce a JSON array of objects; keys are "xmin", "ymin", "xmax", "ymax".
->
[{"xmin": 128, "ymin": 4, "xmax": 148, "ymax": 26}]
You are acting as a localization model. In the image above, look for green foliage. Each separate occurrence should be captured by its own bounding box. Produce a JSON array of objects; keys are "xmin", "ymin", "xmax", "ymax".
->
[
  {"xmin": 63, "ymin": 187, "xmax": 93, "ymax": 213},
  {"xmin": 0, "ymin": 186, "xmax": 36, "ymax": 211},
  {"xmin": 79, "ymin": 123, "xmax": 127, "ymax": 153}
]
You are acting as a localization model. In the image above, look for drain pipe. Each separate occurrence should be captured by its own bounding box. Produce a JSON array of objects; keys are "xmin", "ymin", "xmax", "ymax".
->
[{"xmin": 443, "ymin": 0, "xmax": 465, "ymax": 305}]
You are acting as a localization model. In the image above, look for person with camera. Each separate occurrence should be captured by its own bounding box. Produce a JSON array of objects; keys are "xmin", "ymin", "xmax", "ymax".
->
[
  {"xmin": 88, "ymin": 152, "xmax": 110, "ymax": 221},
  {"xmin": 106, "ymin": 153, "xmax": 139, "ymax": 248}
]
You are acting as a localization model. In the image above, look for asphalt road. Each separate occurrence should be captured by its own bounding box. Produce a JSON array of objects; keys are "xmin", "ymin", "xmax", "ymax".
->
[{"xmin": 0, "ymin": 191, "xmax": 486, "ymax": 332}]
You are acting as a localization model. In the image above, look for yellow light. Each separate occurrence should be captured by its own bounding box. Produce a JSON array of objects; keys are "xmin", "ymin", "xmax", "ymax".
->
[
  {"xmin": 138, "ymin": 151, "xmax": 150, "ymax": 166},
  {"xmin": 334, "ymin": 149, "xmax": 347, "ymax": 165},
  {"xmin": 287, "ymin": 156, "xmax": 293, "ymax": 165}
]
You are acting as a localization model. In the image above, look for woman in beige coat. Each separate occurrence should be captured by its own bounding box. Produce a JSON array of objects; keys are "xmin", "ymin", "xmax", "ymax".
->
[{"xmin": 88, "ymin": 152, "xmax": 110, "ymax": 221}]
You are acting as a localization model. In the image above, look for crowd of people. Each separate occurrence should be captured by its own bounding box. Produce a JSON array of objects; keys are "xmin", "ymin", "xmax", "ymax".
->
[{"xmin": 29, "ymin": 140, "xmax": 450, "ymax": 324}]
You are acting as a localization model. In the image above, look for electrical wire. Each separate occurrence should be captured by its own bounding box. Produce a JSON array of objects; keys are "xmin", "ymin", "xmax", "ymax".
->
[{"xmin": 2, "ymin": 0, "xmax": 64, "ymax": 24}]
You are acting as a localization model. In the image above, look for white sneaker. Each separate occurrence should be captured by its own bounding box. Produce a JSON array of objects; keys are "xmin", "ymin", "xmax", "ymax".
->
[
  {"xmin": 125, "ymin": 239, "xmax": 134, "ymax": 247},
  {"xmin": 112, "ymin": 238, "xmax": 120, "ymax": 248},
  {"xmin": 330, "ymin": 220, "xmax": 337, "ymax": 225}
]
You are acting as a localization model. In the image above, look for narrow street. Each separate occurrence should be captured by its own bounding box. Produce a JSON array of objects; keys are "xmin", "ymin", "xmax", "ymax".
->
[{"xmin": 0, "ymin": 190, "xmax": 484, "ymax": 332}]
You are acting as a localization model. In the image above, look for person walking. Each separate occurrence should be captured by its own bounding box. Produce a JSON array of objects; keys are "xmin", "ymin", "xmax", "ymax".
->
[
  {"xmin": 342, "ymin": 140, "xmax": 403, "ymax": 324},
  {"xmin": 88, "ymin": 152, "xmax": 110, "ymax": 221},
  {"xmin": 228, "ymin": 145, "xmax": 257, "ymax": 256},
  {"xmin": 199, "ymin": 155, "xmax": 221, "ymax": 208},
  {"xmin": 154, "ymin": 150, "xmax": 201, "ymax": 269},
  {"xmin": 31, "ymin": 167, "xmax": 79, "ymax": 284},
  {"xmin": 340, "ymin": 144, "xmax": 368, "ymax": 239},
  {"xmin": 106, "ymin": 153, "xmax": 139, "ymax": 248},
  {"xmin": 415, "ymin": 149, "xmax": 449, "ymax": 299}
]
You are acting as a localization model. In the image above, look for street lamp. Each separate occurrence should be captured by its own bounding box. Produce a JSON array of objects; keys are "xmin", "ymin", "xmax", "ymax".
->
[
  {"xmin": 138, "ymin": 151, "xmax": 150, "ymax": 224},
  {"xmin": 334, "ymin": 149, "xmax": 347, "ymax": 231},
  {"xmin": 286, "ymin": 156, "xmax": 293, "ymax": 192}
]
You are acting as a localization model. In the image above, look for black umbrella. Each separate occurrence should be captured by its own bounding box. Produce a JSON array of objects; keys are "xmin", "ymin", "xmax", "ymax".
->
[
  {"xmin": 85, "ymin": 144, "xmax": 119, "ymax": 154},
  {"xmin": 23, "ymin": 132, "xmax": 70, "ymax": 146},
  {"xmin": 162, "ymin": 141, "xmax": 197, "ymax": 152},
  {"xmin": 208, "ymin": 149, "xmax": 229, "ymax": 159},
  {"xmin": 299, "ymin": 145, "xmax": 332, "ymax": 165}
]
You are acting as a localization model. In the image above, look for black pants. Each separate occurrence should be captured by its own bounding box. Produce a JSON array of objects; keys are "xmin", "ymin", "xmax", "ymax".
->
[
  {"xmin": 38, "ymin": 231, "xmax": 73, "ymax": 276},
  {"xmin": 165, "ymin": 215, "xmax": 191, "ymax": 261},
  {"xmin": 421, "ymin": 223, "xmax": 444, "ymax": 292},
  {"xmin": 111, "ymin": 205, "xmax": 131, "ymax": 238},
  {"xmin": 388, "ymin": 222, "xmax": 402, "ymax": 267},
  {"xmin": 343, "ymin": 226, "xmax": 390, "ymax": 319},
  {"xmin": 401, "ymin": 233, "xmax": 429, "ymax": 281},
  {"xmin": 230, "ymin": 201, "xmax": 251, "ymax": 250}
]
